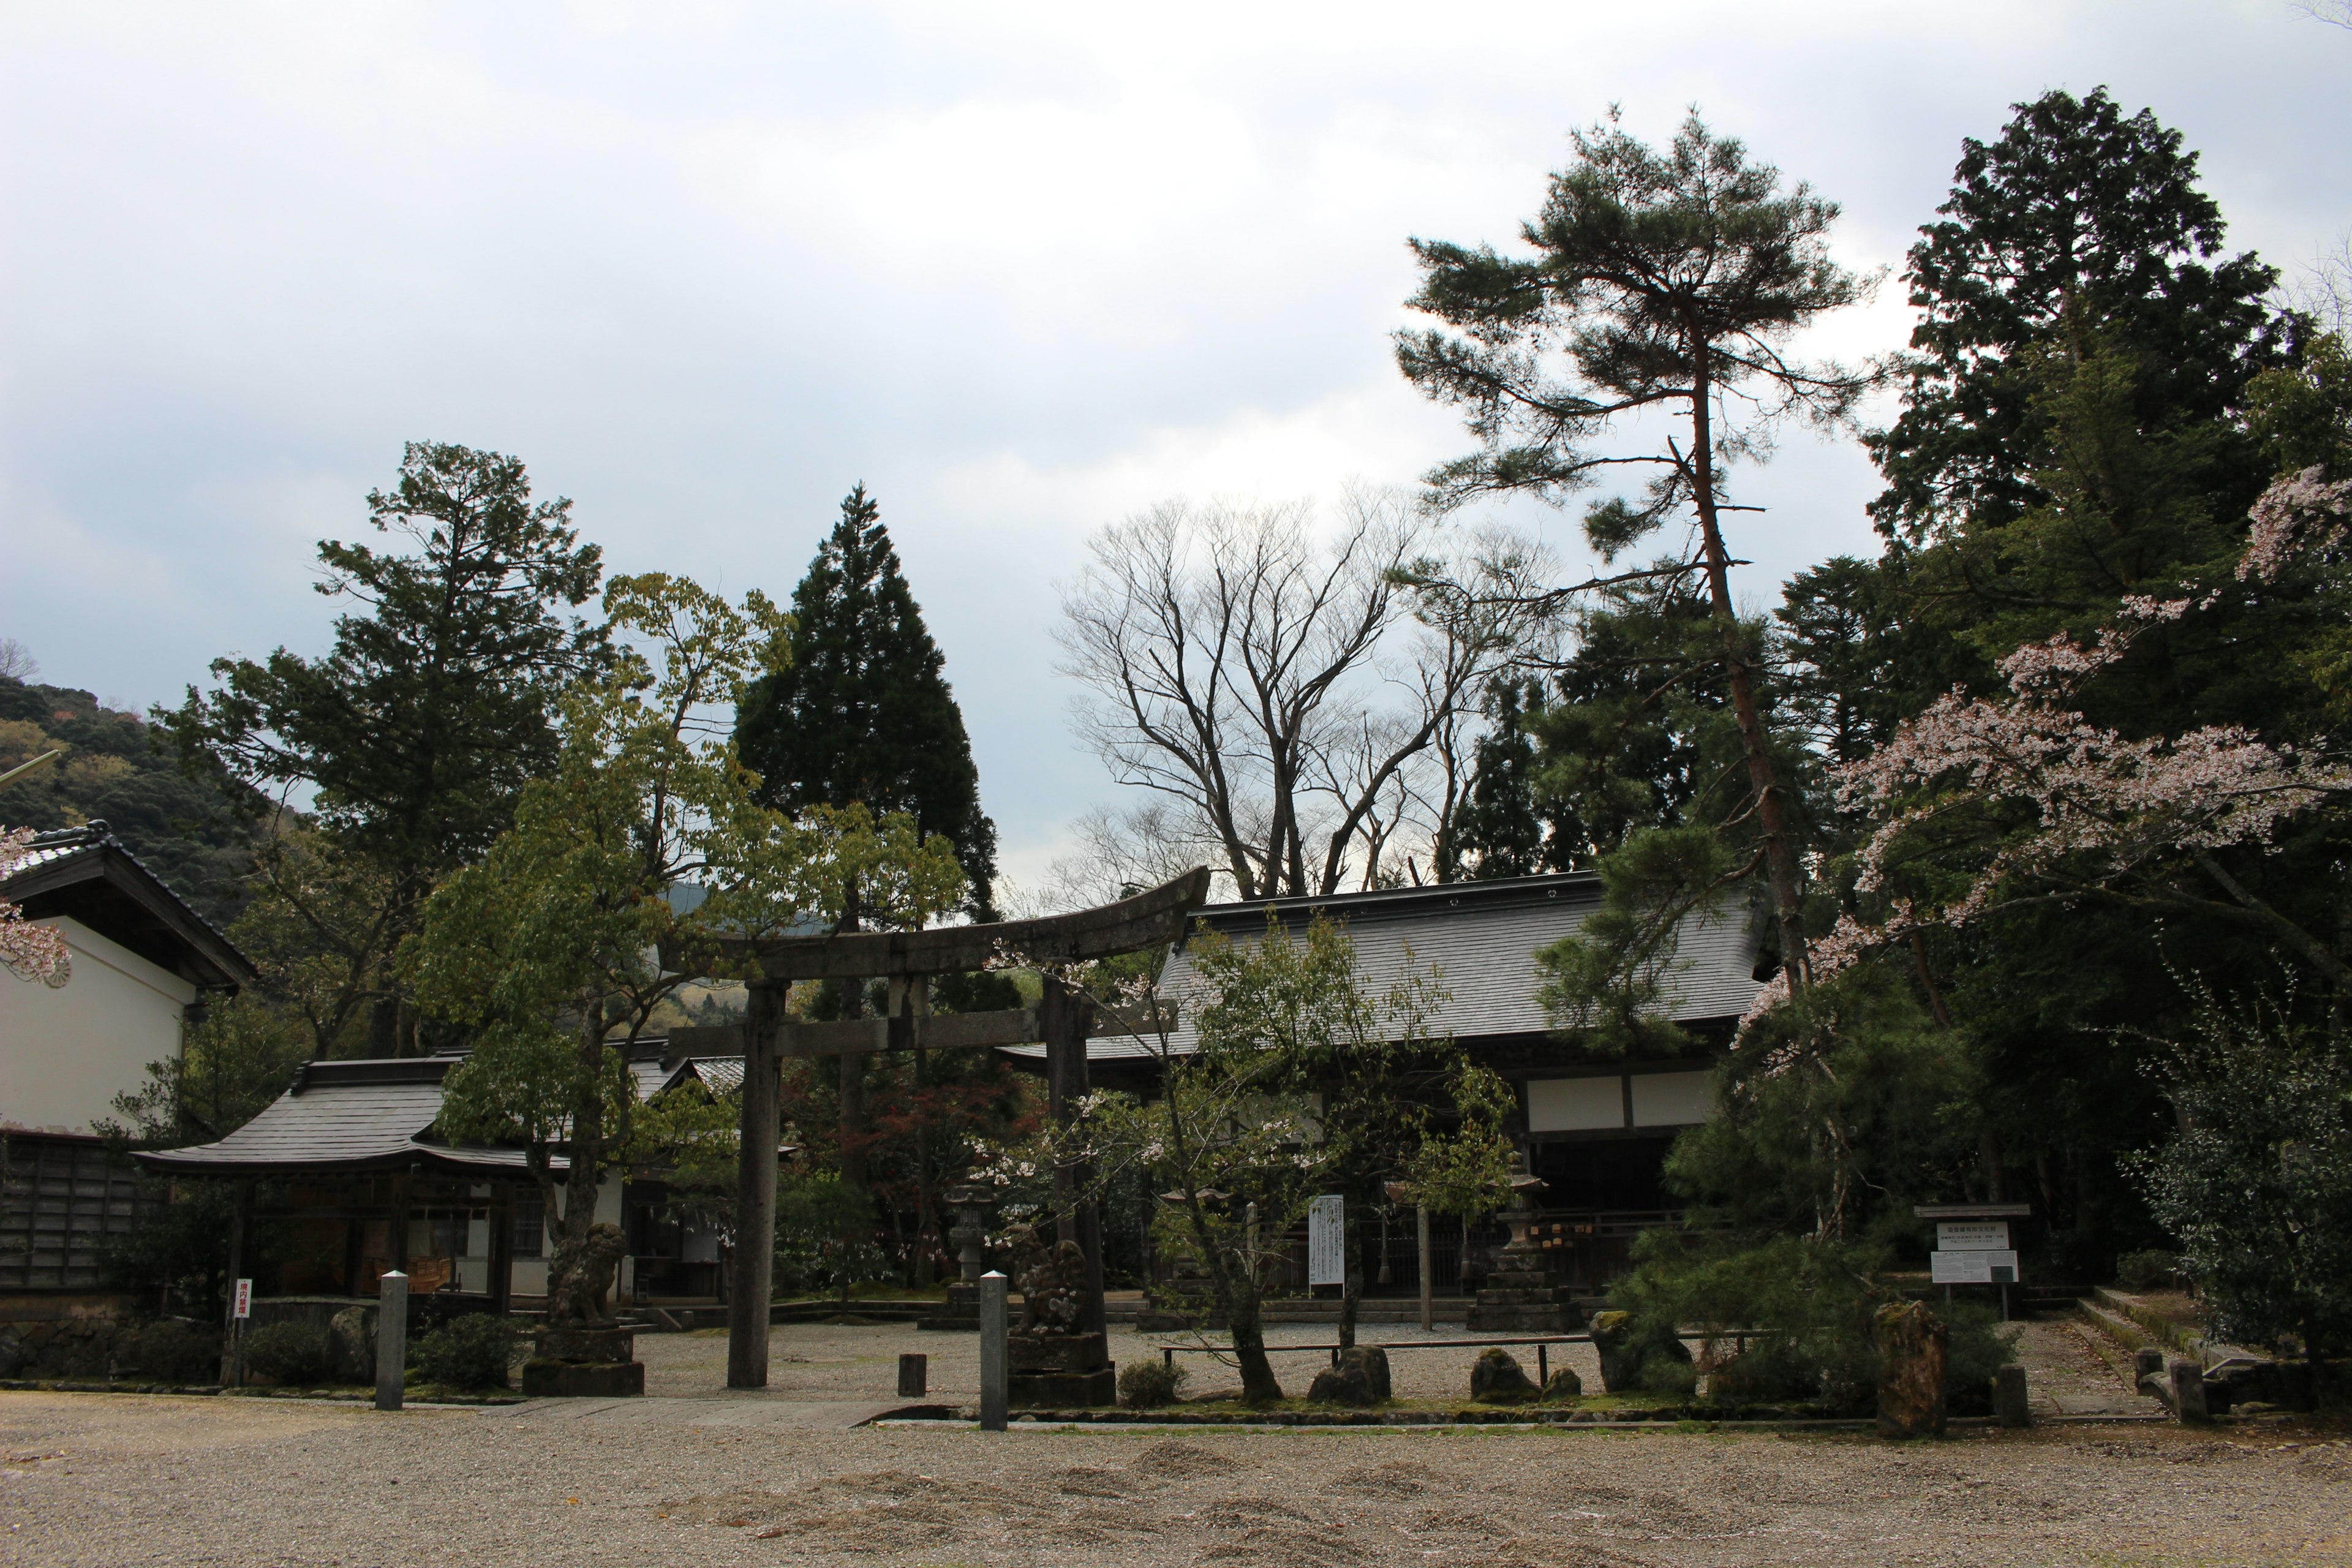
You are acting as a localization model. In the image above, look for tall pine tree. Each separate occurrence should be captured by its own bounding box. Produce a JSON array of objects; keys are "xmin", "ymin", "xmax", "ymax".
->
[
  {"xmin": 736, "ymin": 484, "xmax": 998, "ymax": 916},
  {"xmin": 736, "ymin": 485, "xmax": 1009, "ymax": 1246}
]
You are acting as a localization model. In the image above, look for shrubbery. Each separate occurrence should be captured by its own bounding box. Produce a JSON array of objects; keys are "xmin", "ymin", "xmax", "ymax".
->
[
  {"xmin": 412, "ymin": 1313, "xmax": 518, "ymax": 1390},
  {"xmin": 243, "ymin": 1321, "xmax": 338, "ymax": 1386},
  {"xmin": 119, "ymin": 1319, "xmax": 221, "ymax": 1382},
  {"xmin": 2115, "ymin": 1250, "xmax": 2183, "ymax": 1294},
  {"xmin": 1118, "ymin": 1359, "xmax": 1189, "ymax": 1408}
]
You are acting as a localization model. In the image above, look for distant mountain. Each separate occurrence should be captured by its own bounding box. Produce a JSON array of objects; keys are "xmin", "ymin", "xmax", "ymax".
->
[{"xmin": 0, "ymin": 677, "xmax": 260, "ymax": 927}]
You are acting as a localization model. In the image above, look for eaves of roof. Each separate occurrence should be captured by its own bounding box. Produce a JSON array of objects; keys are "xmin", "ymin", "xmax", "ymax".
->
[
  {"xmin": 5, "ymin": 824, "xmax": 257, "ymax": 989},
  {"xmin": 132, "ymin": 1057, "xmax": 557, "ymax": 1179}
]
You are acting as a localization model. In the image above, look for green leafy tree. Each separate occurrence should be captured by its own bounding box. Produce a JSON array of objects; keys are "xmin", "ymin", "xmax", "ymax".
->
[
  {"xmin": 1611, "ymin": 967, "xmax": 2006, "ymax": 1410},
  {"xmin": 164, "ymin": 442, "xmax": 611, "ymax": 1051},
  {"xmin": 2130, "ymin": 985, "xmax": 2352, "ymax": 1373},
  {"xmin": 736, "ymin": 482, "xmax": 1012, "ymax": 1228},
  {"xmin": 1868, "ymin": 87, "xmax": 2293, "ymax": 541},
  {"xmin": 1439, "ymin": 679, "xmax": 1555, "ymax": 880},
  {"xmin": 982, "ymin": 917, "xmax": 1499, "ymax": 1403},
  {"xmin": 413, "ymin": 572, "xmax": 967, "ymax": 1321},
  {"xmin": 736, "ymin": 484, "xmax": 998, "ymax": 914},
  {"xmin": 1535, "ymin": 824, "xmax": 1745, "ymax": 1060},
  {"xmin": 1397, "ymin": 110, "xmax": 1876, "ymax": 986}
]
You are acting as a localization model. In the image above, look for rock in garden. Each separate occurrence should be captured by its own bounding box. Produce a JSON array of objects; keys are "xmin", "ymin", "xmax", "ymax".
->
[
  {"xmin": 1539, "ymin": 1366, "xmax": 1582, "ymax": 1401},
  {"xmin": 328, "ymin": 1306, "xmax": 375, "ymax": 1384},
  {"xmin": 1589, "ymin": 1310, "xmax": 1692, "ymax": 1393},
  {"xmin": 1469, "ymin": 1346, "xmax": 1538, "ymax": 1404},
  {"xmin": 1308, "ymin": 1346, "xmax": 1391, "ymax": 1406},
  {"xmin": 1873, "ymin": 1300, "xmax": 1947, "ymax": 1439}
]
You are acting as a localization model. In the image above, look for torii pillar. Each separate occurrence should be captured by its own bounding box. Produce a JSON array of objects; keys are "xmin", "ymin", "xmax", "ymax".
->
[{"xmin": 692, "ymin": 868, "xmax": 1210, "ymax": 1390}]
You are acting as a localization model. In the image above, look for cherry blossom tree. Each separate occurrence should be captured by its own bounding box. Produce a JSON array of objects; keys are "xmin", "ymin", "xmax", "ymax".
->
[
  {"xmin": 1746, "ymin": 470, "xmax": 2352, "ymax": 1028},
  {"xmin": 0, "ymin": 828, "xmax": 70, "ymax": 987}
]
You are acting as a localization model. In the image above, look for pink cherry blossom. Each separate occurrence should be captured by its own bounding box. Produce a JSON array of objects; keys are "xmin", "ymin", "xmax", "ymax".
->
[
  {"xmin": 2239, "ymin": 467, "xmax": 2352, "ymax": 583},
  {"xmin": 0, "ymin": 828, "xmax": 71, "ymax": 987},
  {"xmin": 1743, "ymin": 474, "xmax": 2352, "ymax": 1035}
]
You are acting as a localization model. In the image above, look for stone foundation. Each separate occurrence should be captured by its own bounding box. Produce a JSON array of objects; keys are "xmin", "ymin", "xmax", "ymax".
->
[
  {"xmin": 1008, "ymin": 1330, "xmax": 1114, "ymax": 1407},
  {"xmin": 1009, "ymin": 1366, "xmax": 1118, "ymax": 1408},
  {"xmin": 522, "ymin": 1359, "xmax": 645, "ymax": 1398},
  {"xmin": 1464, "ymin": 1266, "xmax": 1581, "ymax": 1333}
]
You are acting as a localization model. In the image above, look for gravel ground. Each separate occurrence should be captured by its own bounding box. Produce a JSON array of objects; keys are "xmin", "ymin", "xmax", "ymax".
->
[{"xmin": 6, "ymin": 1387, "xmax": 2350, "ymax": 1566}]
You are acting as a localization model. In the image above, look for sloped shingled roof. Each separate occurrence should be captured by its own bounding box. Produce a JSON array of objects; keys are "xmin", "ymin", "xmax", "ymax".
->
[
  {"xmin": 134, "ymin": 1058, "xmax": 543, "ymax": 1178},
  {"xmin": 1021, "ymin": 871, "xmax": 1764, "ymax": 1063},
  {"xmin": 137, "ymin": 1044, "xmax": 763, "ymax": 1177},
  {"xmin": 5, "ymin": 823, "xmax": 255, "ymax": 988}
]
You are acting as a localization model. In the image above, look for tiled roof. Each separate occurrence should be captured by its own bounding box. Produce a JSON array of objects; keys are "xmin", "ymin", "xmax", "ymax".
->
[
  {"xmin": 1013, "ymin": 872, "xmax": 1764, "ymax": 1063},
  {"xmin": 682, "ymin": 1057, "xmax": 745, "ymax": 1096},
  {"xmin": 134, "ymin": 1058, "xmax": 547, "ymax": 1177},
  {"xmin": 4, "ymin": 821, "xmax": 255, "ymax": 986},
  {"xmin": 138, "ymin": 1037, "xmax": 763, "ymax": 1176}
]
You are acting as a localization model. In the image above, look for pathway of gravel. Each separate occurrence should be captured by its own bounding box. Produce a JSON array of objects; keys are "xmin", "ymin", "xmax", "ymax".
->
[{"xmin": 2, "ymin": 1390, "xmax": 2346, "ymax": 1566}]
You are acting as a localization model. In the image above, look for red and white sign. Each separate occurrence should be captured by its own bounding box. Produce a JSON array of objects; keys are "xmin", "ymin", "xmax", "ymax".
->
[{"xmin": 232, "ymin": 1278, "xmax": 253, "ymax": 1319}]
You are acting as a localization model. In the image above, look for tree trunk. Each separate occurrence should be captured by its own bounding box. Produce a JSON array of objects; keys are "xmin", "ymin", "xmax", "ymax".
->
[
  {"xmin": 1686, "ymin": 353, "xmax": 1809, "ymax": 989},
  {"xmin": 550, "ymin": 998, "xmax": 609, "ymax": 1319},
  {"xmin": 1226, "ymin": 1290, "xmax": 1285, "ymax": 1404}
]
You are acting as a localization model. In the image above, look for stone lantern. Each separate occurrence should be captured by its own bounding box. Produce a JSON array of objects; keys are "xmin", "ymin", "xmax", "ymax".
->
[{"xmin": 919, "ymin": 1183, "xmax": 997, "ymax": 1331}]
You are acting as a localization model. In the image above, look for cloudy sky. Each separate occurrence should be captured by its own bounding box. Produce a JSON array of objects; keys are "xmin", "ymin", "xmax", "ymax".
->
[{"xmin": 4, "ymin": 1, "xmax": 2346, "ymax": 892}]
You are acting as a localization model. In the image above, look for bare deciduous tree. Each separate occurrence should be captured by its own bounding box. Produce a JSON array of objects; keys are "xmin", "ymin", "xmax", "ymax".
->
[{"xmin": 1056, "ymin": 489, "xmax": 1560, "ymax": 899}]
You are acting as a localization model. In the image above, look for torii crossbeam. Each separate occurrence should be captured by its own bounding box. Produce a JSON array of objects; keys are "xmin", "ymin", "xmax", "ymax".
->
[{"xmin": 695, "ymin": 868, "xmax": 1211, "ymax": 1389}]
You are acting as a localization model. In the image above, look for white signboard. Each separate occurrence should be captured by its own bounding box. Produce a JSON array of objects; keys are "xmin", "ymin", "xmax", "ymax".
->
[
  {"xmin": 232, "ymin": 1278, "xmax": 253, "ymax": 1319},
  {"xmin": 1306, "ymin": 1195, "xmax": 1345, "ymax": 1287},
  {"xmin": 1936, "ymin": 1221, "xmax": 2010, "ymax": 1251},
  {"xmin": 1930, "ymin": 1250, "xmax": 2020, "ymax": 1285}
]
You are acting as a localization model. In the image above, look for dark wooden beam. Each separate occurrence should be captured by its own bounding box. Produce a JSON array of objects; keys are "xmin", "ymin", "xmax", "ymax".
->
[
  {"xmin": 672, "ymin": 1004, "xmax": 1175, "ymax": 1061},
  {"xmin": 728, "ymin": 984, "xmax": 784, "ymax": 1389},
  {"xmin": 709, "ymin": 867, "xmax": 1211, "ymax": 981}
]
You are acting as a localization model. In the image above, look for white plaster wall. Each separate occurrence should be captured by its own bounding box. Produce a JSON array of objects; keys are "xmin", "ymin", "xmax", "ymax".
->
[{"xmin": 0, "ymin": 916, "xmax": 194, "ymax": 1135}]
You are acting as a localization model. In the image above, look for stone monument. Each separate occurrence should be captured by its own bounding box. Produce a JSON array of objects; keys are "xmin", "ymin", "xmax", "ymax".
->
[
  {"xmin": 1006, "ymin": 1233, "xmax": 1116, "ymax": 1407},
  {"xmin": 521, "ymin": 1222, "xmax": 645, "ymax": 1396},
  {"xmin": 918, "ymin": 1184, "xmax": 997, "ymax": 1332},
  {"xmin": 1464, "ymin": 1152, "xmax": 1582, "ymax": 1333}
]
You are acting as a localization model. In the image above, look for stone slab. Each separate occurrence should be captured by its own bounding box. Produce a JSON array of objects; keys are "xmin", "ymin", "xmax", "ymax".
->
[{"xmin": 521, "ymin": 1360, "xmax": 645, "ymax": 1398}]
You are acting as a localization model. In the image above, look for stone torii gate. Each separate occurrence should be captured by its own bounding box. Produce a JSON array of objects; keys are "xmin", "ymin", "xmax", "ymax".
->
[{"xmin": 682, "ymin": 868, "xmax": 1211, "ymax": 1389}]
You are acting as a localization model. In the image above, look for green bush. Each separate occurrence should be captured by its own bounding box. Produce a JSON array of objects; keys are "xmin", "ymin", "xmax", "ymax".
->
[
  {"xmin": 243, "ymin": 1321, "xmax": 337, "ymax": 1386},
  {"xmin": 412, "ymin": 1314, "xmax": 518, "ymax": 1390},
  {"xmin": 2116, "ymin": 1249, "xmax": 2182, "ymax": 1293},
  {"xmin": 1941, "ymin": 1298, "xmax": 2022, "ymax": 1417},
  {"xmin": 120, "ymin": 1319, "xmax": 221, "ymax": 1383},
  {"xmin": 1118, "ymin": 1359, "xmax": 1190, "ymax": 1408}
]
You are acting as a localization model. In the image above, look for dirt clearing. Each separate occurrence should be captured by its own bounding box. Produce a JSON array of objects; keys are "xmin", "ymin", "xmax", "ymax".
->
[{"xmin": 2, "ymin": 1390, "xmax": 2346, "ymax": 1566}]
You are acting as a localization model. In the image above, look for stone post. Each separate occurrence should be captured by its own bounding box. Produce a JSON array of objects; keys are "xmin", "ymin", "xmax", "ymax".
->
[
  {"xmin": 897, "ymin": 1352, "xmax": 927, "ymax": 1397},
  {"xmin": 1994, "ymin": 1363, "xmax": 2029, "ymax": 1427},
  {"xmin": 979, "ymin": 1271, "xmax": 1009, "ymax": 1432},
  {"xmin": 375, "ymin": 1272, "xmax": 408, "ymax": 1412},
  {"xmin": 2169, "ymin": 1357, "xmax": 2209, "ymax": 1423},
  {"xmin": 1417, "ymin": 1204, "xmax": 1433, "ymax": 1332}
]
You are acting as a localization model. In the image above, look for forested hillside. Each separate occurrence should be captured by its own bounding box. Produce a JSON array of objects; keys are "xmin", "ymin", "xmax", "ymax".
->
[{"xmin": 0, "ymin": 676, "xmax": 258, "ymax": 926}]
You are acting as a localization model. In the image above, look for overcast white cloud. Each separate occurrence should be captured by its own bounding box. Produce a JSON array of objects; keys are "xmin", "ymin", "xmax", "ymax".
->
[{"xmin": 3, "ymin": 0, "xmax": 2346, "ymax": 889}]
